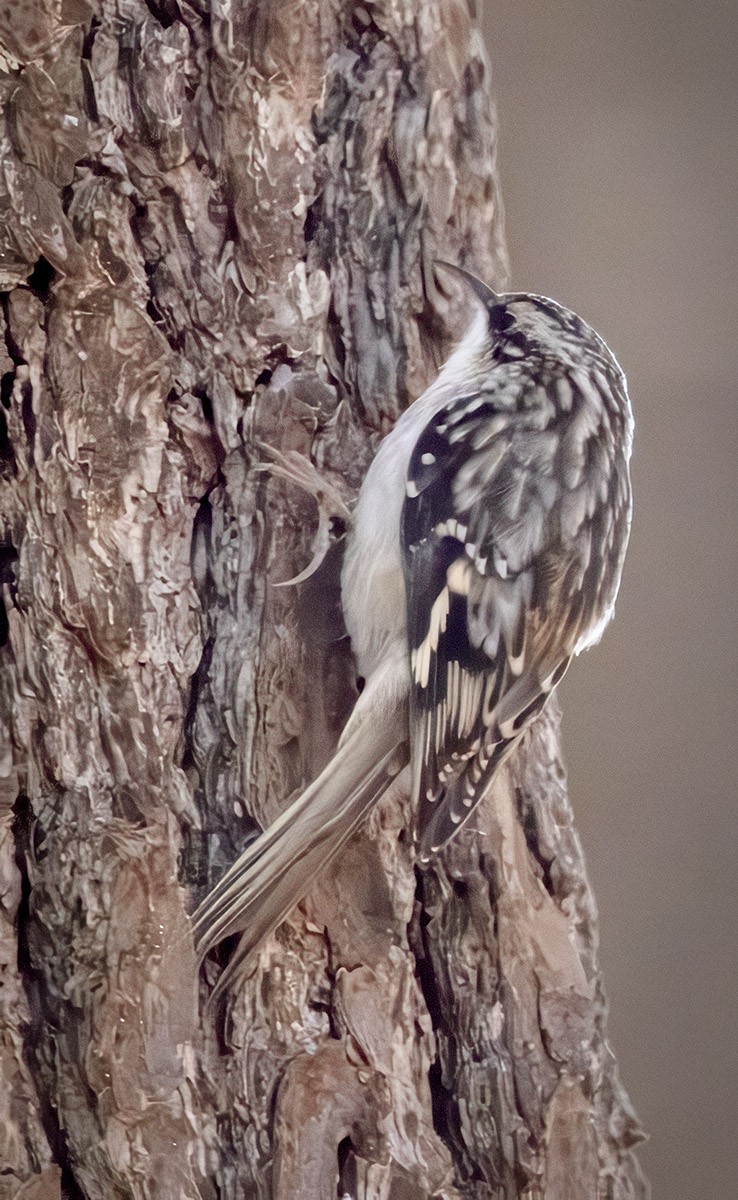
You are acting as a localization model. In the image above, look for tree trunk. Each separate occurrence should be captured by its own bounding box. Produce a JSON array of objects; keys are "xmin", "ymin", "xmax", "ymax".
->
[{"xmin": 0, "ymin": 1, "xmax": 647, "ymax": 1197}]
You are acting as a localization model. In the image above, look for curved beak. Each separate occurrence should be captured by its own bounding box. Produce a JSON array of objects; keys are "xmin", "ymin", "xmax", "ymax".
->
[{"xmin": 434, "ymin": 260, "xmax": 501, "ymax": 307}]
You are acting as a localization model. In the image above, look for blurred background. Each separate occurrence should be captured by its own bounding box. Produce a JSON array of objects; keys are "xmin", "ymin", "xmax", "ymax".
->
[{"xmin": 481, "ymin": 2, "xmax": 738, "ymax": 1196}]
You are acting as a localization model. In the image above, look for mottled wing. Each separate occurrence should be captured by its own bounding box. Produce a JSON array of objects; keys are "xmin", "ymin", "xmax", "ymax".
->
[{"xmin": 401, "ymin": 362, "xmax": 631, "ymax": 860}]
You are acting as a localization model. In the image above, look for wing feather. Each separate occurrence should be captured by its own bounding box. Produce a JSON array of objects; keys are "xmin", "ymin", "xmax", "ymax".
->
[{"xmin": 401, "ymin": 362, "xmax": 628, "ymax": 861}]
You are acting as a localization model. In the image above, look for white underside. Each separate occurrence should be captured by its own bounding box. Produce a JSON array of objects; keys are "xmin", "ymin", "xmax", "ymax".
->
[{"xmin": 341, "ymin": 311, "xmax": 491, "ymax": 701}]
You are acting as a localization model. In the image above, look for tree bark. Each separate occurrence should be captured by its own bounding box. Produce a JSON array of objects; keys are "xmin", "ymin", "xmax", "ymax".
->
[{"xmin": 0, "ymin": 1, "xmax": 647, "ymax": 1198}]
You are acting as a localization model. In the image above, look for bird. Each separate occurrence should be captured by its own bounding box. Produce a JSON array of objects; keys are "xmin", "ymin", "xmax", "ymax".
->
[{"xmin": 192, "ymin": 263, "xmax": 633, "ymax": 995}]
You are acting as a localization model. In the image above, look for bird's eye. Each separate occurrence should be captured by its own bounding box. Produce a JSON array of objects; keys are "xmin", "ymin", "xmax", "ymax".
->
[{"xmin": 489, "ymin": 305, "xmax": 516, "ymax": 334}]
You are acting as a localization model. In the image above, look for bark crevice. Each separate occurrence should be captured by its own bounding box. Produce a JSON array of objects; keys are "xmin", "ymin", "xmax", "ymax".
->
[{"xmin": 11, "ymin": 792, "xmax": 86, "ymax": 1200}]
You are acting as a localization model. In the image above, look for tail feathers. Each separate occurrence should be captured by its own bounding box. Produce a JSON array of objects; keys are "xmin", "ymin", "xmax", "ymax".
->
[{"xmin": 193, "ymin": 711, "xmax": 406, "ymax": 997}]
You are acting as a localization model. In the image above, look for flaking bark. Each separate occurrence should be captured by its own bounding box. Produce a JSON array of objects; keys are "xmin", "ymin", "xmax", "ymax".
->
[{"xmin": 0, "ymin": 1, "xmax": 647, "ymax": 1197}]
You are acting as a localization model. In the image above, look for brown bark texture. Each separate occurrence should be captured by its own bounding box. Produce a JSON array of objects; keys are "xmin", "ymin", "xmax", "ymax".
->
[{"xmin": 0, "ymin": 1, "xmax": 647, "ymax": 1198}]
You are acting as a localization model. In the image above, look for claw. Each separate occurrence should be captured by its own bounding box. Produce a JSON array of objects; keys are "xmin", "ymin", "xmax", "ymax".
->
[{"xmin": 253, "ymin": 444, "xmax": 352, "ymax": 586}]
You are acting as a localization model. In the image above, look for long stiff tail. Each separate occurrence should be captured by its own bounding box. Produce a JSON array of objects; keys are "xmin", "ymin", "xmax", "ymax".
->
[{"xmin": 192, "ymin": 708, "xmax": 406, "ymax": 996}]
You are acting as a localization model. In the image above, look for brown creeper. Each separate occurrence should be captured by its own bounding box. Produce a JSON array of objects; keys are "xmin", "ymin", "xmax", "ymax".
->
[{"xmin": 193, "ymin": 264, "xmax": 633, "ymax": 990}]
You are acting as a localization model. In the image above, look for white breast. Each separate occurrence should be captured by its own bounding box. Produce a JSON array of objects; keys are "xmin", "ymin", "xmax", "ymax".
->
[{"xmin": 341, "ymin": 310, "xmax": 491, "ymax": 683}]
